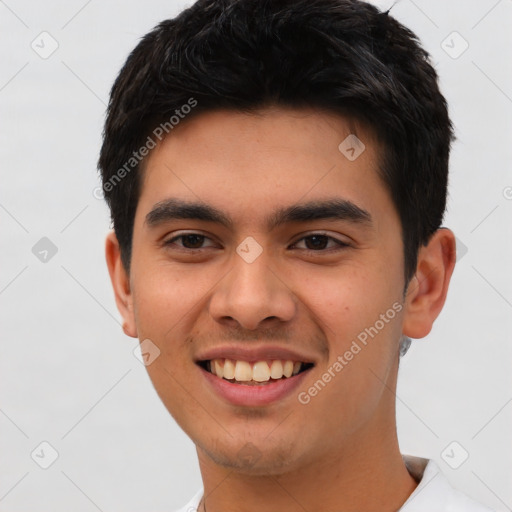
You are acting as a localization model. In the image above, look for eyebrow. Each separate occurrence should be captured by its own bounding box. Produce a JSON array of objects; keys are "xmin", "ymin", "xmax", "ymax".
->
[{"xmin": 145, "ymin": 197, "xmax": 372, "ymax": 230}]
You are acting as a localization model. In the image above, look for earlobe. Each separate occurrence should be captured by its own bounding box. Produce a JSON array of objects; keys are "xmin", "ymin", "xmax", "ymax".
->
[
  {"xmin": 402, "ymin": 228, "xmax": 456, "ymax": 339},
  {"xmin": 105, "ymin": 231, "xmax": 138, "ymax": 338}
]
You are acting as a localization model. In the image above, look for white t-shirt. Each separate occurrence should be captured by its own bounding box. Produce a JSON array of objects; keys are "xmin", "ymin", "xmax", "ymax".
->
[{"xmin": 173, "ymin": 455, "xmax": 494, "ymax": 512}]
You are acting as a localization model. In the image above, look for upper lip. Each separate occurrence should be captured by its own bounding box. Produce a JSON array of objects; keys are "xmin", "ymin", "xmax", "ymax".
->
[{"xmin": 195, "ymin": 345, "xmax": 318, "ymax": 365}]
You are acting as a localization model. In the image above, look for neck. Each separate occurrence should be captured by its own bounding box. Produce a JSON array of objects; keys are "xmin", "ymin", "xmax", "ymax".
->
[{"xmin": 196, "ymin": 414, "xmax": 417, "ymax": 512}]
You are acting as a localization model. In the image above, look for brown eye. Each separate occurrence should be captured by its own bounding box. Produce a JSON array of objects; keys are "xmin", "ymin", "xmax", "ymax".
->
[
  {"xmin": 292, "ymin": 234, "xmax": 349, "ymax": 252},
  {"xmin": 179, "ymin": 234, "xmax": 206, "ymax": 249},
  {"xmin": 164, "ymin": 232, "xmax": 215, "ymax": 250},
  {"xmin": 304, "ymin": 235, "xmax": 329, "ymax": 250}
]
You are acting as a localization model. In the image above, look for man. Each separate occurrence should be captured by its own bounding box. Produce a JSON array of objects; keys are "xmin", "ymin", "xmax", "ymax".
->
[{"xmin": 99, "ymin": 0, "xmax": 494, "ymax": 510}]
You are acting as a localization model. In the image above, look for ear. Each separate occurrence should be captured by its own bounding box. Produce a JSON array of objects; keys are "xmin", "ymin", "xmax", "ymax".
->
[
  {"xmin": 105, "ymin": 231, "xmax": 138, "ymax": 338},
  {"xmin": 402, "ymin": 228, "xmax": 457, "ymax": 339}
]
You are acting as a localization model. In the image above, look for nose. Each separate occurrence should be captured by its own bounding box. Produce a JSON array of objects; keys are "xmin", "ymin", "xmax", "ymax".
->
[{"xmin": 208, "ymin": 247, "xmax": 297, "ymax": 331}]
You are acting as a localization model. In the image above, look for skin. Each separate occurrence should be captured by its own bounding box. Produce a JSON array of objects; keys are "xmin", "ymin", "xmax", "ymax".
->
[{"xmin": 106, "ymin": 107, "xmax": 456, "ymax": 512}]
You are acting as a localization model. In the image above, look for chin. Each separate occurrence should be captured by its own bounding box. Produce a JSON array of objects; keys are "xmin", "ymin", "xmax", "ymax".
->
[{"xmin": 199, "ymin": 439, "xmax": 300, "ymax": 476}]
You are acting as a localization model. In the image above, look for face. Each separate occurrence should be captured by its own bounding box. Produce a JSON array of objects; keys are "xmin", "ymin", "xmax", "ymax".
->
[{"xmin": 112, "ymin": 107, "xmax": 414, "ymax": 475}]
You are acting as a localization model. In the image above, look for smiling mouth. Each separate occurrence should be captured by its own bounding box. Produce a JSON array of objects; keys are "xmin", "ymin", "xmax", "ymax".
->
[{"xmin": 197, "ymin": 358, "xmax": 315, "ymax": 385}]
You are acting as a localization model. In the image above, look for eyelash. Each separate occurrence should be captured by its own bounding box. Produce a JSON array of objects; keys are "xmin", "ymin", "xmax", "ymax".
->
[{"xmin": 163, "ymin": 232, "xmax": 350, "ymax": 253}]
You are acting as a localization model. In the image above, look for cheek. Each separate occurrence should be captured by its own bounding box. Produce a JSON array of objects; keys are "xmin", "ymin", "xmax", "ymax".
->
[
  {"xmin": 129, "ymin": 264, "xmax": 211, "ymax": 426},
  {"xmin": 131, "ymin": 259, "xmax": 210, "ymax": 340},
  {"xmin": 292, "ymin": 263, "xmax": 402, "ymax": 400},
  {"xmin": 291, "ymin": 261, "xmax": 398, "ymax": 338}
]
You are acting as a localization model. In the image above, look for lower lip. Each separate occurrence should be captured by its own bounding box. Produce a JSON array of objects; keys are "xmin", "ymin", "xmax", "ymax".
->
[{"xmin": 199, "ymin": 365, "xmax": 312, "ymax": 406}]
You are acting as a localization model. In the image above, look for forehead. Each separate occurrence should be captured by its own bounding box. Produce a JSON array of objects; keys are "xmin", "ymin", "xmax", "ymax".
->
[{"xmin": 136, "ymin": 107, "xmax": 391, "ymax": 229}]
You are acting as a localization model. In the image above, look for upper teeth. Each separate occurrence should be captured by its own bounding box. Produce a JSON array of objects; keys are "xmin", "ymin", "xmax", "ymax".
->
[{"xmin": 209, "ymin": 359, "xmax": 303, "ymax": 382}]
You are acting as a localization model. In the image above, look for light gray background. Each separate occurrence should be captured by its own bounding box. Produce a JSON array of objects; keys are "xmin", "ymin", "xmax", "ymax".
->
[{"xmin": 1, "ymin": 0, "xmax": 511, "ymax": 510}]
